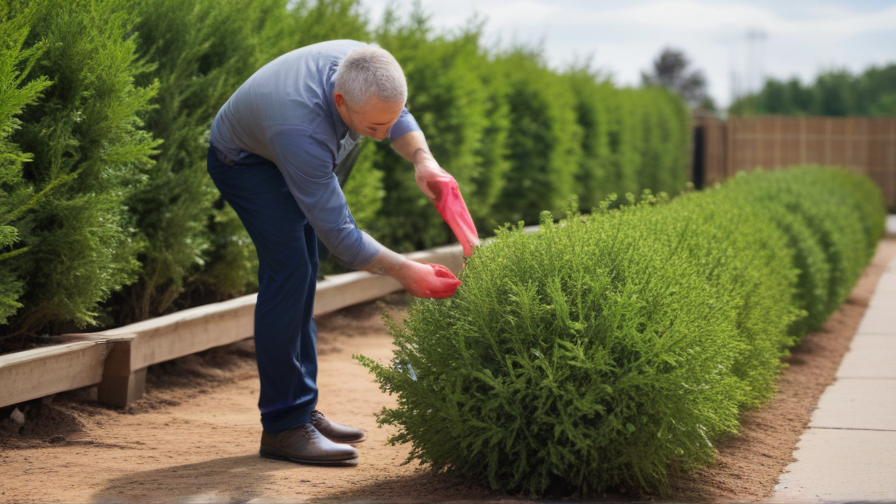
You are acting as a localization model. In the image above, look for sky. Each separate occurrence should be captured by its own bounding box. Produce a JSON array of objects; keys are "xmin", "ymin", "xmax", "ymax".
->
[{"xmin": 355, "ymin": 0, "xmax": 896, "ymax": 108}]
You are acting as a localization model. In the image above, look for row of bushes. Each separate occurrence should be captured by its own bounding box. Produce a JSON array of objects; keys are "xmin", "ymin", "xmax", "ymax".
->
[
  {"xmin": 0, "ymin": 0, "xmax": 689, "ymax": 339},
  {"xmin": 358, "ymin": 166, "xmax": 886, "ymax": 497},
  {"xmin": 729, "ymin": 63, "xmax": 896, "ymax": 117}
]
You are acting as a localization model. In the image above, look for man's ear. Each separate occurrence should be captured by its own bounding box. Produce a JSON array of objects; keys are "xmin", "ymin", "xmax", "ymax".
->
[{"xmin": 334, "ymin": 92, "xmax": 346, "ymax": 108}]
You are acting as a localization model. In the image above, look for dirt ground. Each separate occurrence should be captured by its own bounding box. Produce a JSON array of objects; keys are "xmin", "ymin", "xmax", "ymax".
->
[{"xmin": 2, "ymin": 238, "xmax": 894, "ymax": 504}]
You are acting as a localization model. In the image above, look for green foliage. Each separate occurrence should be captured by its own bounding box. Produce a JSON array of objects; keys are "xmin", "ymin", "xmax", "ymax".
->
[
  {"xmin": 0, "ymin": 4, "xmax": 50, "ymax": 324},
  {"xmin": 0, "ymin": 0, "xmax": 693, "ymax": 339},
  {"xmin": 109, "ymin": 0, "xmax": 372, "ymax": 321},
  {"xmin": 724, "ymin": 167, "xmax": 886, "ymax": 335},
  {"xmin": 564, "ymin": 69, "xmax": 613, "ymax": 212},
  {"xmin": 730, "ymin": 63, "xmax": 896, "ymax": 116},
  {"xmin": 358, "ymin": 167, "xmax": 883, "ymax": 497},
  {"xmin": 113, "ymin": 0, "xmax": 280, "ymax": 321},
  {"xmin": 2, "ymin": 0, "xmax": 159, "ymax": 335},
  {"xmin": 370, "ymin": 8, "xmax": 509, "ymax": 251},
  {"xmin": 492, "ymin": 49, "xmax": 583, "ymax": 226}
]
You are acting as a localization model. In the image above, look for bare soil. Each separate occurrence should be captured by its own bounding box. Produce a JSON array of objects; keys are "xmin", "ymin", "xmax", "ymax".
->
[{"xmin": 2, "ymin": 238, "xmax": 894, "ymax": 504}]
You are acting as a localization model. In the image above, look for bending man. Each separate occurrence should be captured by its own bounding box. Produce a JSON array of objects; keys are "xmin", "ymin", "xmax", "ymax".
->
[{"xmin": 207, "ymin": 40, "xmax": 479, "ymax": 465}]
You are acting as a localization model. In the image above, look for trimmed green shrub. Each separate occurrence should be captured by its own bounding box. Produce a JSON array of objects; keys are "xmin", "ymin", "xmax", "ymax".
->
[
  {"xmin": 564, "ymin": 69, "xmax": 614, "ymax": 212},
  {"xmin": 358, "ymin": 167, "xmax": 883, "ymax": 496},
  {"xmin": 2, "ymin": 0, "xmax": 159, "ymax": 336},
  {"xmin": 633, "ymin": 87, "xmax": 691, "ymax": 197},
  {"xmin": 724, "ymin": 166, "xmax": 886, "ymax": 335}
]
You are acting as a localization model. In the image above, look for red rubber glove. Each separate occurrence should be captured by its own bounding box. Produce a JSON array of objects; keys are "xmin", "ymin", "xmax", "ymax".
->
[
  {"xmin": 426, "ymin": 178, "xmax": 480, "ymax": 257},
  {"xmin": 399, "ymin": 261, "xmax": 461, "ymax": 299}
]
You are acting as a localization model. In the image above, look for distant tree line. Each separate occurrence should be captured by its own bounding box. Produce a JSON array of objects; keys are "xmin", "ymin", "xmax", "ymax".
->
[
  {"xmin": 0, "ymin": 0, "xmax": 690, "ymax": 341},
  {"xmin": 730, "ymin": 64, "xmax": 896, "ymax": 116}
]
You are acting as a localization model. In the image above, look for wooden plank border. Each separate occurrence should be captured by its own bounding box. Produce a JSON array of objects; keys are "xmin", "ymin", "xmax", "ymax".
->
[
  {"xmin": 0, "ymin": 229, "xmax": 540, "ymax": 409},
  {"xmin": 0, "ymin": 340, "xmax": 111, "ymax": 408},
  {"xmin": 0, "ymin": 243, "xmax": 467, "ymax": 408}
]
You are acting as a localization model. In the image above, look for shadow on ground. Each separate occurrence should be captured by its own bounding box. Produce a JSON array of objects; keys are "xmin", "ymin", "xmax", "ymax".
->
[{"xmin": 90, "ymin": 454, "xmax": 304, "ymax": 502}]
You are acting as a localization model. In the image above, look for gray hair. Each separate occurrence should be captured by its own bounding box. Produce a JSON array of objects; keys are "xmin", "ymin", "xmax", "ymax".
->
[{"xmin": 335, "ymin": 44, "xmax": 407, "ymax": 107}]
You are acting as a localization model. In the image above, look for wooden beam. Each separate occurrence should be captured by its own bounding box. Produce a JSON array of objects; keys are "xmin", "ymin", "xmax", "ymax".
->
[
  {"xmin": 61, "ymin": 243, "xmax": 467, "ymax": 407},
  {"xmin": 0, "ymin": 340, "xmax": 111, "ymax": 408},
  {"xmin": 0, "ymin": 230, "xmax": 537, "ymax": 409}
]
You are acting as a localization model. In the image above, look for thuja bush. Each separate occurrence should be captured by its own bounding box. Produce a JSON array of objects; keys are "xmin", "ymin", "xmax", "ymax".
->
[
  {"xmin": 358, "ymin": 167, "xmax": 883, "ymax": 496},
  {"xmin": 2, "ymin": 0, "xmax": 158, "ymax": 336},
  {"xmin": 112, "ymin": 0, "xmax": 372, "ymax": 322},
  {"xmin": 0, "ymin": 4, "xmax": 50, "ymax": 324},
  {"xmin": 724, "ymin": 166, "xmax": 885, "ymax": 336},
  {"xmin": 491, "ymin": 49, "xmax": 583, "ymax": 226},
  {"xmin": 370, "ymin": 7, "xmax": 509, "ymax": 252}
]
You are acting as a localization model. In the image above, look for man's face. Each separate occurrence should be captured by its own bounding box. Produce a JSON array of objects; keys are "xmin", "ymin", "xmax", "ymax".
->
[{"xmin": 334, "ymin": 93, "xmax": 404, "ymax": 141}]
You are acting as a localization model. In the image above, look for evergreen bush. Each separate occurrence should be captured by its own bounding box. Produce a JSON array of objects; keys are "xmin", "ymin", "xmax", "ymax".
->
[
  {"xmin": 492, "ymin": 49, "xmax": 583, "ymax": 227},
  {"xmin": 358, "ymin": 167, "xmax": 884, "ymax": 497},
  {"xmin": 370, "ymin": 8, "xmax": 507, "ymax": 252},
  {"xmin": 2, "ymin": 0, "xmax": 159, "ymax": 336},
  {"xmin": 0, "ymin": 0, "xmax": 694, "ymax": 339},
  {"xmin": 109, "ymin": 0, "xmax": 372, "ymax": 320},
  {"xmin": 0, "ymin": 4, "xmax": 50, "ymax": 324}
]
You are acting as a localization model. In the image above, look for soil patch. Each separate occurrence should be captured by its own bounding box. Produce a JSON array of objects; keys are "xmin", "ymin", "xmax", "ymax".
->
[{"xmin": 1, "ymin": 240, "xmax": 894, "ymax": 503}]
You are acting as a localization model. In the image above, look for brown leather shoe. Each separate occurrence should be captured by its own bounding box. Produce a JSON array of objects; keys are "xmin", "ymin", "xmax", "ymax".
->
[
  {"xmin": 260, "ymin": 423, "xmax": 358, "ymax": 465},
  {"xmin": 311, "ymin": 410, "xmax": 367, "ymax": 444}
]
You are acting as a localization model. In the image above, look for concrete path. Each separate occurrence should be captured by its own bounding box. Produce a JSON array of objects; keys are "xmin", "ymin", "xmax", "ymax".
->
[{"xmin": 771, "ymin": 216, "xmax": 896, "ymax": 503}]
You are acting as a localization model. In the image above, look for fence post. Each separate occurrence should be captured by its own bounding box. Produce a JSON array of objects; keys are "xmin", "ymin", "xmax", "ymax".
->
[{"xmin": 693, "ymin": 124, "xmax": 706, "ymax": 189}]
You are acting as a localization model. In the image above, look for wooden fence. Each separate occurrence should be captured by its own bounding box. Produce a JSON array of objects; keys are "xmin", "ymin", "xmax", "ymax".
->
[{"xmin": 693, "ymin": 116, "xmax": 896, "ymax": 210}]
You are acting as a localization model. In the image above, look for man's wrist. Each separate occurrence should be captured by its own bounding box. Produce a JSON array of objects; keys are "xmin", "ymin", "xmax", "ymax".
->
[{"xmin": 411, "ymin": 147, "xmax": 432, "ymax": 167}]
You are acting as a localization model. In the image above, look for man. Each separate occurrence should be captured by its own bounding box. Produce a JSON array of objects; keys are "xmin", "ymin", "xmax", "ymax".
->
[{"xmin": 207, "ymin": 40, "xmax": 480, "ymax": 466}]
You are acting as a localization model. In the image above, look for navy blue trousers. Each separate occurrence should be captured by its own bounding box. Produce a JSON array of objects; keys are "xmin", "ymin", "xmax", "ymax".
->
[{"xmin": 207, "ymin": 147, "xmax": 318, "ymax": 433}]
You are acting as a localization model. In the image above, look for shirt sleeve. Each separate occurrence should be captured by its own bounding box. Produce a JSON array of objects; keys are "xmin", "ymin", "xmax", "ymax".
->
[
  {"xmin": 267, "ymin": 127, "xmax": 383, "ymax": 270},
  {"xmin": 388, "ymin": 107, "xmax": 422, "ymax": 142}
]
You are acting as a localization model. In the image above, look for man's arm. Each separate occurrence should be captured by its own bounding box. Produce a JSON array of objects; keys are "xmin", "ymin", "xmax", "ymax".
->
[
  {"xmin": 360, "ymin": 246, "xmax": 460, "ymax": 299},
  {"xmin": 268, "ymin": 127, "xmax": 460, "ymax": 299},
  {"xmin": 391, "ymin": 129, "xmax": 481, "ymax": 257},
  {"xmin": 391, "ymin": 131, "xmax": 445, "ymax": 200}
]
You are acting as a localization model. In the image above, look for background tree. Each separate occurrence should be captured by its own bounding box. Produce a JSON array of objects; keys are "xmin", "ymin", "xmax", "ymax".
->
[
  {"xmin": 729, "ymin": 63, "xmax": 896, "ymax": 116},
  {"xmin": 641, "ymin": 47, "xmax": 714, "ymax": 110}
]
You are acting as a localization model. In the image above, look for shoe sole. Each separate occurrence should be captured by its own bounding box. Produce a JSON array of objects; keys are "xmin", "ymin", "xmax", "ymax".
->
[
  {"xmin": 259, "ymin": 446, "xmax": 359, "ymax": 466},
  {"xmin": 331, "ymin": 434, "xmax": 367, "ymax": 445}
]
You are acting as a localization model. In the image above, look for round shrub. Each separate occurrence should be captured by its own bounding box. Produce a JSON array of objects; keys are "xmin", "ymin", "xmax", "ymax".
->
[{"xmin": 358, "ymin": 167, "xmax": 883, "ymax": 497}]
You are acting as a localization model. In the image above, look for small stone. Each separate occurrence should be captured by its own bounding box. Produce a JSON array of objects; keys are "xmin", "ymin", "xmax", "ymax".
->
[
  {"xmin": 41, "ymin": 394, "xmax": 56, "ymax": 405},
  {"xmin": 87, "ymin": 386, "xmax": 98, "ymax": 402},
  {"xmin": 47, "ymin": 434, "xmax": 65, "ymax": 444},
  {"xmin": 10, "ymin": 407, "xmax": 25, "ymax": 425}
]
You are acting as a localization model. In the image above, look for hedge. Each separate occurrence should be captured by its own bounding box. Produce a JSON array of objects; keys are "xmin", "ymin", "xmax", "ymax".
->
[
  {"xmin": 0, "ymin": 4, "xmax": 51, "ymax": 325},
  {"xmin": 0, "ymin": 1, "xmax": 691, "ymax": 339},
  {"xmin": 2, "ymin": 0, "xmax": 158, "ymax": 336},
  {"xmin": 357, "ymin": 166, "xmax": 885, "ymax": 497}
]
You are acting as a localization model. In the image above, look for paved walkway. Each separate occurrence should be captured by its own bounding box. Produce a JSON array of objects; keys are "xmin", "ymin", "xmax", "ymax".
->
[{"xmin": 771, "ymin": 215, "xmax": 896, "ymax": 503}]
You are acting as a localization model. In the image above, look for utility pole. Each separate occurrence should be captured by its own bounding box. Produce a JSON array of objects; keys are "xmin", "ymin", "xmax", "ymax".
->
[{"xmin": 746, "ymin": 28, "xmax": 767, "ymax": 95}]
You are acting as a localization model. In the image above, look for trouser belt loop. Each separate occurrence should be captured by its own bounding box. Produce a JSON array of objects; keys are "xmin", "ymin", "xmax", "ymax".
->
[{"xmin": 212, "ymin": 145, "xmax": 236, "ymax": 166}]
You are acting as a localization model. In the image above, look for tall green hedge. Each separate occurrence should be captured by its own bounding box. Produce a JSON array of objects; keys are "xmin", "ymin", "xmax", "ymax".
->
[
  {"xmin": 0, "ymin": 1, "xmax": 692, "ymax": 339},
  {"xmin": 358, "ymin": 166, "xmax": 885, "ymax": 497},
  {"xmin": 111, "ymin": 0, "xmax": 372, "ymax": 323},
  {"xmin": 2, "ymin": 0, "xmax": 159, "ymax": 335},
  {"xmin": 0, "ymin": 4, "xmax": 50, "ymax": 325}
]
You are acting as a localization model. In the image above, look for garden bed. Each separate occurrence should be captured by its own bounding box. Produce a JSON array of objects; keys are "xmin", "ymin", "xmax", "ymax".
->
[{"xmin": 1, "ymin": 237, "xmax": 893, "ymax": 503}]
